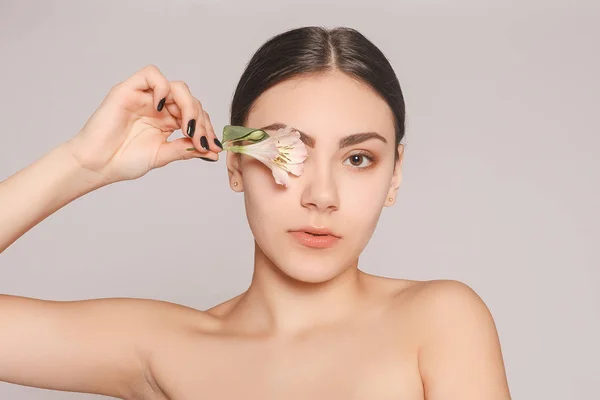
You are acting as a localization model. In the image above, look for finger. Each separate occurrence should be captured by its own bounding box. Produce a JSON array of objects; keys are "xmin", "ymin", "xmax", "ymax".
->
[
  {"xmin": 169, "ymin": 81, "xmax": 209, "ymax": 153},
  {"xmin": 165, "ymin": 101, "xmax": 182, "ymax": 119},
  {"xmin": 154, "ymin": 137, "xmax": 219, "ymax": 168},
  {"xmin": 202, "ymin": 109, "xmax": 223, "ymax": 153},
  {"xmin": 124, "ymin": 64, "xmax": 171, "ymax": 112}
]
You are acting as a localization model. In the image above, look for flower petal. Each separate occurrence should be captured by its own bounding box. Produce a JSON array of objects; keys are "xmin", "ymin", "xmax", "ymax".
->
[
  {"xmin": 282, "ymin": 162, "xmax": 304, "ymax": 176},
  {"xmin": 274, "ymin": 127, "xmax": 300, "ymax": 144},
  {"xmin": 271, "ymin": 166, "xmax": 290, "ymax": 187},
  {"xmin": 284, "ymin": 142, "xmax": 308, "ymax": 162},
  {"xmin": 238, "ymin": 138, "xmax": 279, "ymax": 159}
]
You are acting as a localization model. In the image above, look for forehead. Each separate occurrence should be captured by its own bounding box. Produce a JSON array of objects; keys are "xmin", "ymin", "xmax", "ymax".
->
[{"xmin": 246, "ymin": 71, "xmax": 395, "ymax": 142}]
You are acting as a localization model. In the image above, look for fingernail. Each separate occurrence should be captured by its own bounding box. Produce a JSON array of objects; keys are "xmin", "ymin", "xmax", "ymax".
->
[
  {"xmin": 157, "ymin": 98, "xmax": 166, "ymax": 112},
  {"xmin": 200, "ymin": 135, "xmax": 209, "ymax": 150},
  {"xmin": 187, "ymin": 119, "xmax": 196, "ymax": 138},
  {"xmin": 214, "ymin": 138, "xmax": 223, "ymax": 149},
  {"xmin": 199, "ymin": 157, "xmax": 217, "ymax": 162}
]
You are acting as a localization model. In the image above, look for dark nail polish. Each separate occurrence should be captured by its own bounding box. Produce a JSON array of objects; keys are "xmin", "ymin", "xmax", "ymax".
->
[
  {"xmin": 214, "ymin": 138, "xmax": 223, "ymax": 149},
  {"xmin": 187, "ymin": 119, "xmax": 196, "ymax": 138},
  {"xmin": 199, "ymin": 157, "xmax": 217, "ymax": 162},
  {"xmin": 157, "ymin": 98, "xmax": 166, "ymax": 112},
  {"xmin": 200, "ymin": 135, "xmax": 209, "ymax": 150}
]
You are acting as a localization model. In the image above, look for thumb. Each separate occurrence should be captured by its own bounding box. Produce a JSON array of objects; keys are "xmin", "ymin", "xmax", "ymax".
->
[{"xmin": 154, "ymin": 137, "xmax": 213, "ymax": 168}]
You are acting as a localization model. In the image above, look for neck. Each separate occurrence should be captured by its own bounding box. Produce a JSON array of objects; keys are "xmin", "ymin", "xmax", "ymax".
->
[{"xmin": 226, "ymin": 241, "xmax": 368, "ymax": 336}]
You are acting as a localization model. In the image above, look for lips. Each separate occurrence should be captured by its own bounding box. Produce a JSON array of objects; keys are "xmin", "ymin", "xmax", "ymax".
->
[
  {"xmin": 287, "ymin": 226, "xmax": 341, "ymax": 249},
  {"xmin": 290, "ymin": 226, "xmax": 340, "ymax": 238}
]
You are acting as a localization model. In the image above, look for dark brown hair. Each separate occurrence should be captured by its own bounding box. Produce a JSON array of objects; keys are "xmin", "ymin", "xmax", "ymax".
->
[{"xmin": 230, "ymin": 26, "xmax": 406, "ymax": 161}]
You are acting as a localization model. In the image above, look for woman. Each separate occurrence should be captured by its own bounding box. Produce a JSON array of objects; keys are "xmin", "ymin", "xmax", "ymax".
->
[{"xmin": 0, "ymin": 27, "xmax": 511, "ymax": 399}]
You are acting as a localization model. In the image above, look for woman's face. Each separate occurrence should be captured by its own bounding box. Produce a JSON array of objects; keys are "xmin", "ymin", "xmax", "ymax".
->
[{"xmin": 227, "ymin": 70, "xmax": 403, "ymax": 283}]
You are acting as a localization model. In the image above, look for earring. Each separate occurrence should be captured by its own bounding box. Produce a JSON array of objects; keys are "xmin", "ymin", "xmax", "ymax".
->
[
  {"xmin": 233, "ymin": 182, "xmax": 238, "ymax": 187},
  {"xmin": 388, "ymin": 197, "xmax": 393, "ymax": 202}
]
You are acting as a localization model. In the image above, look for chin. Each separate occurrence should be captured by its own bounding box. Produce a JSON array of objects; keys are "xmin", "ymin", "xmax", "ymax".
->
[
  {"xmin": 277, "ymin": 260, "xmax": 345, "ymax": 284},
  {"xmin": 253, "ymin": 231, "xmax": 361, "ymax": 285},
  {"xmin": 269, "ymin": 242, "xmax": 356, "ymax": 285}
]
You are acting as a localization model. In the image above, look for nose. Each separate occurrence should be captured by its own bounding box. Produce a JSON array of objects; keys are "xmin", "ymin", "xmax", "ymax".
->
[{"xmin": 300, "ymin": 157, "xmax": 340, "ymax": 213}]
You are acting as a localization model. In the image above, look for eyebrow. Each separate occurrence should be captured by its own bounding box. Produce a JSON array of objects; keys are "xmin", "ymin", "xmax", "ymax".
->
[{"xmin": 259, "ymin": 122, "xmax": 388, "ymax": 149}]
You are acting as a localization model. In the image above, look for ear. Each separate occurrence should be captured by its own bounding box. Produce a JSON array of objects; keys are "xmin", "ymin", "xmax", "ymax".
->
[
  {"xmin": 226, "ymin": 151, "xmax": 244, "ymax": 192},
  {"xmin": 385, "ymin": 144, "xmax": 404, "ymax": 207}
]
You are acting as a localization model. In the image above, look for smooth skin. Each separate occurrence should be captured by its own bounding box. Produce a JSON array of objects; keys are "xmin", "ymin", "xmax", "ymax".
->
[{"xmin": 0, "ymin": 65, "xmax": 512, "ymax": 399}]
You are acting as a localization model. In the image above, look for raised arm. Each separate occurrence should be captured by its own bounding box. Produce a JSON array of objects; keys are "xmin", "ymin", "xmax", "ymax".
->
[
  {"xmin": 0, "ymin": 143, "xmax": 104, "ymax": 253},
  {"xmin": 0, "ymin": 64, "xmax": 221, "ymax": 254},
  {"xmin": 0, "ymin": 65, "xmax": 223, "ymax": 398}
]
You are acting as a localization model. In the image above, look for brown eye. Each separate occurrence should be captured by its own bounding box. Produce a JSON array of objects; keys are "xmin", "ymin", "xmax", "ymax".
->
[
  {"xmin": 350, "ymin": 155, "xmax": 363, "ymax": 166},
  {"xmin": 343, "ymin": 152, "xmax": 374, "ymax": 169}
]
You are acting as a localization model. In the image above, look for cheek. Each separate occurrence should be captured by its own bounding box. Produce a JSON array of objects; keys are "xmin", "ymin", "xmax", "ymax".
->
[
  {"xmin": 338, "ymin": 173, "xmax": 389, "ymax": 231},
  {"xmin": 242, "ymin": 172, "xmax": 287, "ymax": 240},
  {"xmin": 340, "ymin": 171, "xmax": 389, "ymax": 208},
  {"xmin": 244, "ymin": 192, "xmax": 276, "ymax": 248}
]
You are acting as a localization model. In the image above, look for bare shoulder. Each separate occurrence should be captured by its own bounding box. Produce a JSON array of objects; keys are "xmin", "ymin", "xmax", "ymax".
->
[
  {"xmin": 388, "ymin": 278, "xmax": 500, "ymax": 351},
  {"xmin": 368, "ymin": 277, "xmax": 494, "ymax": 330},
  {"xmin": 385, "ymin": 279, "xmax": 511, "ymax": 399},
  {"xmin": 392, "ymin": 278, "xmax": 490, "ymax": 314}
]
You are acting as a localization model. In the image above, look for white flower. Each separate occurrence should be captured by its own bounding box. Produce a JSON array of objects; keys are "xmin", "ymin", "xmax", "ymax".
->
[{"xmin": 223, "ymin": 125, "xmax": 308, "ymax": 187}]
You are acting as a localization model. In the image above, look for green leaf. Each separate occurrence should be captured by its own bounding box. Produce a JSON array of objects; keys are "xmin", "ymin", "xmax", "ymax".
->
[{"xmin": 222, "ymin": 125, "xmax": 268, "ymax": 143}]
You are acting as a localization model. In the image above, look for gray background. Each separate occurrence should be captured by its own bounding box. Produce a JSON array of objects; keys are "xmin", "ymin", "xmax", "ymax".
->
[{"xmin": 0, "ymin": 0, "xmax": 598, "ymax": 399}]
